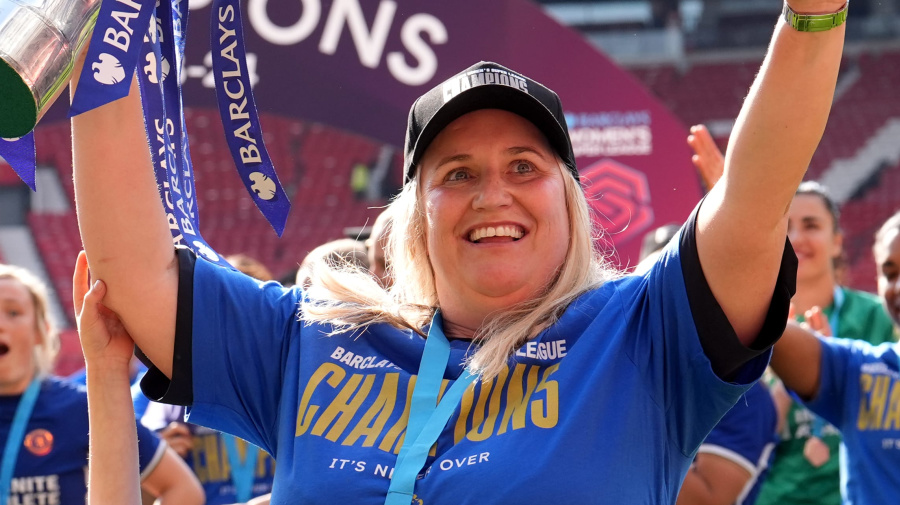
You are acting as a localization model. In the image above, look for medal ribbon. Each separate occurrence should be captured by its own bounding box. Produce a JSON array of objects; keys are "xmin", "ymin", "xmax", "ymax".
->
[
  {"xmin": 0, "ymin": 378, "xmax": 42, "ymax": 500},
  {"xmin": 222, "ymin": 434, "xmax": 259, "ymax": 503},
  {"xmin": 384, "ymin": 313, "xmax": 478, "ymax": 505},
  {"xmin": 827, "ymin": 285, "xmax": 844, "ymax": 338}
]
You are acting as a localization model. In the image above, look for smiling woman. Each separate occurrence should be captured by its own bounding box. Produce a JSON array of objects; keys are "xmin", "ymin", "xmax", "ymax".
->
[
  {"xmin": 767, "ymin": 211, "xmax": 900, "ymax": 505},
  {"xmin": 756, "ymin": 181, "xmax": 896, "ymax": 505},
  {"xmin": 418, "ymin": 111, "xmax": 576, "ymax": 351},
  {"xmin": 72, "ymin": 9, "xmax": 848, "ymax": 503}
]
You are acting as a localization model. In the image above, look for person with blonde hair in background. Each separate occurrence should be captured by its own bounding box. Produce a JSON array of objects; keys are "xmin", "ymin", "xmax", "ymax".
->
[
  {"xmin": 295, "ymin": 238, "xmax": 369, "ymax": 289},
  {"xmin": 366, "ymin": 208, "xmax": 395, "ymax": 288},
  {"xmin": 0, "ymin": 259, "xmax": 203, "ymax": 505},
  {"xmin": 71, "ymin": 4, "xmax": 847, "ymax": 500}
]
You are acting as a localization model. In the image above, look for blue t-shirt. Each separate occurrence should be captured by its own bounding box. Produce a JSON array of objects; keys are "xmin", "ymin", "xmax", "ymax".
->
[
  {"xmin": 802, "ymin": 338, "xmax": 900, "ymax": 505},
  {"xmin": 697, "ymin": 382, "xmax": 777, "ymax": 505},
  {"xmin": 141, "ymin": 402, "xmax": 276, "ymax": 505},
  {"xmin": 0, "ymin": 377, "xmax": 164, "ymax": 505},
  {"xmin": 142, "ymin": 217, "xmax": 793, "ymax": 505}
]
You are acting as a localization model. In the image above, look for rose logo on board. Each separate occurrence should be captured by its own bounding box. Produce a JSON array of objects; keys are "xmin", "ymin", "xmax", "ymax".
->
[
  {"xmin": 24, "ymin": 429, "xmax": 54, "ymax": 457},
  {"xmin": 581, "ymin": 159, "xmax": 654, "ymax": 246},
  {"xmin": 92, "ymin": 54, "xmax": 127, "ymax": 85}
]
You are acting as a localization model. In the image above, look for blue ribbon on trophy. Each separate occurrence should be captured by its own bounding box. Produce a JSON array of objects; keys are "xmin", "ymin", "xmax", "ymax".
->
[
  {"xmin": 69, "ymin": 0, "xmax": 155, "ymax": 117},
  {"xmin": 0, "ymin": 0, "xmax": 291, "ymax": 249},
  {"xmin": 0, "ymin": 134, "xmax": 36, "ymax": 191},
  {"xmin": 137, "ymin": 0, "xmax": 231, "ymax": 268},
  {"xmin": 210, "ymin": 0, "xmax": 290, "ymax": 236},
  {"xmin": 0, "ymin": 132, "xmax": 36, "ymax": 191}
]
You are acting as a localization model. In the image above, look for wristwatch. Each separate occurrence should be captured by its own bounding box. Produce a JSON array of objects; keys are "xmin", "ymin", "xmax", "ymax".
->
[{"xmin": 783, "ymin": 2, "xmax": 849, "ymax": 32}]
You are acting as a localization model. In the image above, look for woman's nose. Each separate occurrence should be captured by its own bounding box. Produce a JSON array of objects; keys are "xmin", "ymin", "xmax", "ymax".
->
[{"xmin": 472, "ymin": 173, "xmax": 512, "ymax": 210}]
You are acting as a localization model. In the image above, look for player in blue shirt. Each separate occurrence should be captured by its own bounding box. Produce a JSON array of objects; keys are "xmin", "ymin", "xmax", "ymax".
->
[
  {"xmin": 770, "ymin": 210, "xmax": 900, "ymax": 504},
  {"xmin": 0, "ymin": 263, "xmax": 204, "ymax": 505},
  {"xmin": 678, "ymin": 381, "xmax": 778, "ymax": 505},
  {"xmin": 71, "ymin": 5, "xmax": 846, "ymax": 502},
  {"xmin": 641, "ymin": 228, "xmax": 778, "ymax": 505}
]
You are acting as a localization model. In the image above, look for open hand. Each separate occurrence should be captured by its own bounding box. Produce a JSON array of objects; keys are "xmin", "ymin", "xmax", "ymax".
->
[
  {"xmin": 159, "ymin": 422, "xmax": 194, "ymax": 458},
  {"xmin": 73, "ymin": 251, "xmax": 135, "ymax": 369},
  {"xmin": 687, "ymin": 124, "xmax": 725, "ymax": 192}
]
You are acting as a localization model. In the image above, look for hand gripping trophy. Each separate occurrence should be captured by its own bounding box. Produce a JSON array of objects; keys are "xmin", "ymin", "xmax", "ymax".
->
[{"xmin": 0, "ymin": 0, "xmax": 101, "ymax": 138}]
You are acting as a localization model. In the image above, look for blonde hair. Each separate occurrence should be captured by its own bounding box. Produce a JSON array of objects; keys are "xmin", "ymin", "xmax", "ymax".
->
[
  {"xmin": 302, "ymin": 160, "xmax": 618, "ymax": 379},
  {"xmin": 296, "ymin": 239, "xmax": 370, "ymax": 289},
  {"xmin": 0, "ymin": 264, "xmax": 59, "ymax": 376}
]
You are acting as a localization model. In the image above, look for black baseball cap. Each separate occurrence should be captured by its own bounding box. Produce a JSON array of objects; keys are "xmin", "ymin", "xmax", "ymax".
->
[{"xmin": 403, "ymin": 61, "xmax": 578, "ymax": 183}]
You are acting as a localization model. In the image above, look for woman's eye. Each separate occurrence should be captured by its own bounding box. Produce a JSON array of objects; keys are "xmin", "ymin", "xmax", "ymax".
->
[
  {"xmin": 446, "ymin": 169, "xmax": 469, "ymax": 181},
  {"xmin": 513, "ymin": 161, "xmax": 534, "ymax": 174}
]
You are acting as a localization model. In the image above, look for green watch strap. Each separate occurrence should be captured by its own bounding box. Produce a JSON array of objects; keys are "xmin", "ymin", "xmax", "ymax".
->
[{"xmin": 783, "ymin": 2, "xmax": 849, "ymax": 32}]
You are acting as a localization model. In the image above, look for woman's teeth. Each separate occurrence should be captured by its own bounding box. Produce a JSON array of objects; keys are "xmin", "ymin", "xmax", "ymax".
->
[{"xmin": 469, "ymin": 226, "xmax": 524, "ymax": 242}]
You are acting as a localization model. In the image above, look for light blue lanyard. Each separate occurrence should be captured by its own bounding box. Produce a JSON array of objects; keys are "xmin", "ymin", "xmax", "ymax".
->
[
  {"xmin": 1, "ymin": 377, "xmax": 41, "ymax": 501},
  {"xmin": 222, "ymin": 434, "xmax": 259, "ymax": 503},
  {"xmin": 828, "ymin": 286, "xmax": 844, "ymax": 338},
  {"xmin": 384, "ymin": 314, "xmax": 478, "ymax": 505}
]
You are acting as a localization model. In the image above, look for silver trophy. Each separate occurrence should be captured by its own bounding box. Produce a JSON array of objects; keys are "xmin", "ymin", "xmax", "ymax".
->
[{"xmin": 0, "ymin": 0, "xmax": 101, "ymax": 138}]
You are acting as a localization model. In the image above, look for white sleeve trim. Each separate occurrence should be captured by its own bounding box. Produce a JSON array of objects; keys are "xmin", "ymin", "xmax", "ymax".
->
[
  {"xmin": 139, "ymin": 439, "xmax": 168, "ymax": 481},
  {"xmin": 696, "ymin": 444, "xmax": 757, "ymax": 476}
]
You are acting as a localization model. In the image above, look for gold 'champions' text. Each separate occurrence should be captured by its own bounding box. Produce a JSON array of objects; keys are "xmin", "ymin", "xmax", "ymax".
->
[{"xmin": 294, "ymin": 362, "xmax": 560, "ymax": 453}]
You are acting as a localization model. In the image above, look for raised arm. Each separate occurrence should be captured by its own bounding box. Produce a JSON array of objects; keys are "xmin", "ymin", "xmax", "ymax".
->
[
  {"xmin": 697, "ymin": 5, "xmax": 845, "ymax": 344},
  {"xmin": 71, "ymin": 57, "xmax": 178, "ymax": 376},
  {"xmin": 770, "ymin": 321, "xmax": 823, "ymax": 398}
]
